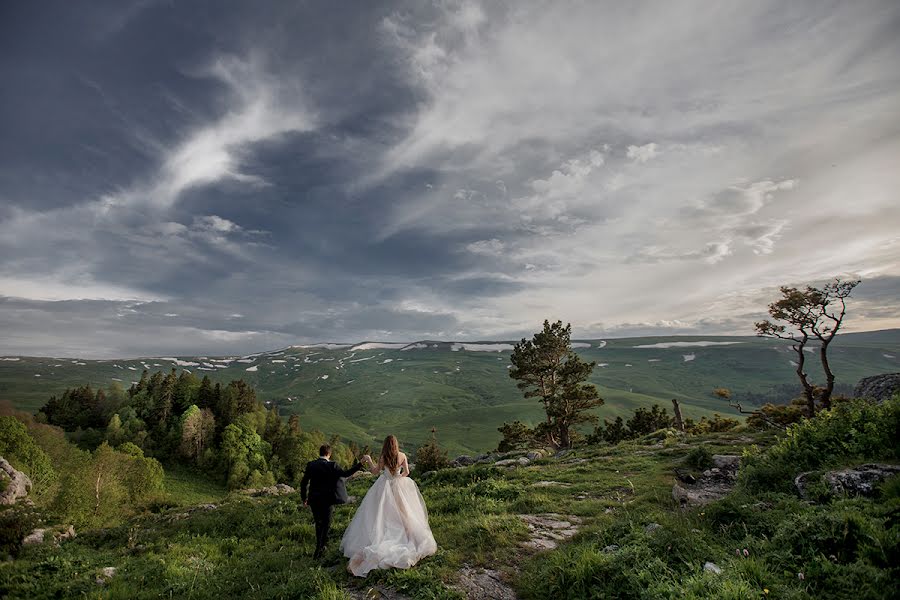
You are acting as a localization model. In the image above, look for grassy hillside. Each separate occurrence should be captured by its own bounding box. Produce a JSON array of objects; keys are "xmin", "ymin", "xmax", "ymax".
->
[
  {"xmin": 3, "ymin": 395, "xmax": 898, "ymax": 599},
  {"xmin": 2, "ymin": 331, "xmax": 898, "ymax": 455}
]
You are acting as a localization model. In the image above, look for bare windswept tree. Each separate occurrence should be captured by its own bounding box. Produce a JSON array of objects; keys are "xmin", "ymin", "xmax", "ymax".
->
[{"xmin": 755, "ymin": 278, "xmax": 860, "ymax": 417}]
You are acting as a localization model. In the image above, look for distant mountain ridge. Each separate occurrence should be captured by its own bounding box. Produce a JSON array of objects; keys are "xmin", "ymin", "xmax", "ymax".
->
[{"xmin": 2, "ymin": 330, "xmax": 898, "ymax": 454}]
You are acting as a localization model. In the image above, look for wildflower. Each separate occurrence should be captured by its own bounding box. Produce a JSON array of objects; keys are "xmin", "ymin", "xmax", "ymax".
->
[
  {"xmin": 743, "ymin": 548, "xmax": 749, "ymax": 557},
  {"xmin": 798, "ymin": 572, "xmax": 805, "ymax": 581},
  {"xmin": 735, "ymin": 549, "xmax": 741, "ymax": 557},
  {"xmin": 764, "ymin": 589, "xmax": 769, "ymax": 595}
]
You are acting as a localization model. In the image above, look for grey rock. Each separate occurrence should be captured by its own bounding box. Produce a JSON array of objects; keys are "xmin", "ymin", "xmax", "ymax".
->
[
  {"xmin": 795, "ymin": 463, "xmax": 900, "ymax": 499},
  {"xmin": 673, "ymin": 455, "xmax": 740, "ymax": 508},
  {"xmin": 854, "ymin": 373, "xmax": 900, "ymax": 402},
  {"xmin": 22, "ymin": 528, "xmax": 45, "ymax": 545},
  {"xmin": 96, "ymin": 566, "xmax": 117, "ymax": 585},
  {"xmin": 703, "ymin": 562, "xmax": 722, "ymax": 575},
  {"xmin": 602, "ymin": 544, "xmax": 620, "ymax": 553},
  {"xmin": 526, "ymin": 451, "xmax": 544, "ymax": 461},
  {"xmin": 453, "ymin": 455, "xmax": 476, "ymax": 466},
  {"xmin": 644, "ymin": 523, "xmax": 662, "ymax": 534},
  {"xmin": 519, "ymin": 513, "xmax": 581, "ymax": 551},
  {"xmin": 455, "ymin": 566, "xmax": 518, "ymax": 600},
  {"xmin": 0, "ymin": 457, "xmax": 32, "ymax": 505}
]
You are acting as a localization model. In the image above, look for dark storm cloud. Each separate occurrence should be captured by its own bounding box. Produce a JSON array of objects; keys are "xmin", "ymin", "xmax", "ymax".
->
[{"xmin": 1, "ymin": 1, "xmax": 899, "ymax": 356}]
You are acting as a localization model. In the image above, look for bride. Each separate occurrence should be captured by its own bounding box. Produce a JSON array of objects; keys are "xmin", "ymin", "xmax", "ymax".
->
[{"xmin": 341, "ymin": 435, "xmax": 437, "ymax": 576}]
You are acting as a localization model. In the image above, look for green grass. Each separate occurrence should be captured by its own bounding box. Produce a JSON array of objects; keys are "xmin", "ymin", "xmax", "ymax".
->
[
  {"xmin": 162, "ymin": 464, "xmax": 228, "ymax": 506},
  {"xmin": 2, "ymin": 421, "xmax": 897, "ymax": 599},
  {"xmin": 2, "ymin": 331, "xmax": 899, "ymax": 455}
]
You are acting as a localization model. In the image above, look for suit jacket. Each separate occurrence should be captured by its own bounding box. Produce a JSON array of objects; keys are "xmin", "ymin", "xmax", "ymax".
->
[{"xmin": 300, "ymin": 457, "xmax": 363, "ymax": 505}]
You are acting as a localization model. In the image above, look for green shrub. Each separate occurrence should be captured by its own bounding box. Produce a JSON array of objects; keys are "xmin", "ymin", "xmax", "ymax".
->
[
  {"xmin": 685, "ymin": 445, "xmax": 714, "ymax": 470},
  {"xmin": 0, "ymin": 416, "xmax": 56, "ymax": 494},
  {"xmin": 414, "ymin": 436, "xmax": 450, "ymax": 474},
  {"xmin": 739, "ymin": 396, "xmax": 900, "ymax": 494}
]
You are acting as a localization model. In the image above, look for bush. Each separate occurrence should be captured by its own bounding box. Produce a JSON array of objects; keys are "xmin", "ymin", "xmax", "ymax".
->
[
  {"xmin": 739, "ymin": 396, "xmax": 900, "ymax": 494},
  {"xmin": 688, "ymin": 413, "xmax": 740, "ymax": 434},
  {"xmin": 414, "ymin": 436, "xmax": 449, "ymax": 474},
  {"xmin": 496, "ymin": 420, "xmax": 534, "ymax": 452},
  {"xmin": 685, "ymin": 446, "xmax": 714, "ymax": 470},
  {"xmin": 0, "ymin": 416, "xmax": 56, "ymax": 494},
  {"xmin": 746, "ymin": 399, "xmax": 806, "ymax": 430}
]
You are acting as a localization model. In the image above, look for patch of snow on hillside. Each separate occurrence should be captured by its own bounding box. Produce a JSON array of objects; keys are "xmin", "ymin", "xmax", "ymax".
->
[
  {"xmin": 598, "ymin": 363, "xmax": 609, "ymax": 367},
  {"xmin": 202, "ymin": 363, "xmax": 216, "ymax": 369},
  {"xmin": 402, "ymin": 343, "xmax": 428, "ymax": 351},
  {"xmin": 236, "ymin": 358, "xmax": 255, "ymax": 363},
  {"xmin": 160, "ymin": 358, "xmax": 201, "ymax": 367},
  {"xmin": 320, "ymin": 374, "xmax": 329, "ymax": 380},
  {"xmin": 111, "ymin": 377, "xmax": 122, "ymax": 381},
  {"xmin": 272, "ymin": 360, "xmax": 287, "ymax": 363},
  {"xmin": 127, "ymin": 366, "xmax": 137, "ymax": 371},
  {"xmin": 635, "ymin": 341, "xmax": 742, "ymax": 349},
  {"xmin": 596, "ymin": 341, "xmax": 607, "ymax": 348},
  {"xmin": 245, "ymin": 365, "xmax": 259, "ymax": 372},
  {"xmin": 0, "ymin": 357, "xmax": 20, "ymax": 361},
  {"xmin": 884, "ymin": 354, "xmax": 896, "ymax": 359},
  {"xmin": 451, "ymin": 343, "xmax": 514, "ymax": 352},
  {"xmin": 379, "ymin": 390, "xmax": 389, "ymax": 396},
  {"xmin": 789, "ymin": 360, "xmax": 799, "ymax": 367},
  {"xmin": 351, "ymin": 342, "xmax": 410, "ymax": 351},
  {"xmin": 34, "ymin": 374, "xmax": 41, "ymax": 377},
  {"xmin": 381, "ymin": 359, "xmax": 394, "ymax": 364},
  {"xmin": 648, "ymin": 359, "xmax": 661, "ymax": 362},
  {"xmin": 346, "ymin": 379, "xmax": 355, "ymax": 384},
  {"xmin": 349, "ymin": 356, "xmax": 375, "ymax": 363},
  {"xmin": 683, "ymin": 354, "xmax": 696, "ymax": 362},
  {"xmin": 571, "ymin": 343, "xmax": 591, "ymax": 348}
]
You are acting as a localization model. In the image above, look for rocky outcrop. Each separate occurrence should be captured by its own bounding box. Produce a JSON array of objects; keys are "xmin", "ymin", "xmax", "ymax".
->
[
  {"xmin": 495, "ymin": 457, "xmax": 531, "ymax": 468},
  {"xmin": 854, "ymin": 373, "xmax": 900, "ymax": 402},
  {"xmin": 455, "ymin": 566, "xmax": 518, "ymax": 600},
  {"xmin": 672, "ymin": 455, "xmax": 740, "ymax": 508},
  {"xmin": 450, "ymin": 455, "xmax": 476, "ymax": 467},
  {"xmin": 795, "ymin": 463, "xmax": 900, "ymax": 499},
  {"xmin": 241, "ymin": 484, "xmax": 295, "ymax": 497},
  {"xmin": 519, "ymin": 513, "xmax": 581, "ymax": 551},
  {"xmin": 22, "ymin": 524, "xmax": 76, "ymax": 546},
  {"xmin": 0, "ymin": 457, "xmax": 32, "ymax": 505}
]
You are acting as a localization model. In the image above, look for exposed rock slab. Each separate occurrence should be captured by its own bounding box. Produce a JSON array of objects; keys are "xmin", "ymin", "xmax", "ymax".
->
[
  {"xmin": 0, "ymin": 457, "xmax": 32, "ymax": 505},
  {"xmin": 455, "ymin": 566, "xmax": 518, "ymax": 600},
  {"xmin": 795, "ymin": 463, "xmax": 900, "ymax": 499},
  {"xmin": 854, "ymin": 373, "xmax": 900, "ymax": 402},
  {"xmin": 518, "ymin": 513, "xmax": 581, "ymax": 550},
  {"xmin": 673, "ymin": 455, "xmax": 740, "ymax": 508}
]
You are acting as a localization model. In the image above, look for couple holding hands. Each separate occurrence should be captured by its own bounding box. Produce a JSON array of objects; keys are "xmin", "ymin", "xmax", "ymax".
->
[{"xmin": 299, "ymin": 435, "xmax": 437, "ymax": 577}]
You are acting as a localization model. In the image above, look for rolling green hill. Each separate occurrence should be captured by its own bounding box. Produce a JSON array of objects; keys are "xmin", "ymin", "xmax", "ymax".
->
[{"xmin": 2, "ymin": 331, "xmax": 898, "ymax": 454}]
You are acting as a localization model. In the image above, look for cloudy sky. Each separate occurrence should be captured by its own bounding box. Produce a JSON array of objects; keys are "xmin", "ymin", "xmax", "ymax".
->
[{"xmin": 1, "ymin": 1, "xmax": 899, "ymax": 358}]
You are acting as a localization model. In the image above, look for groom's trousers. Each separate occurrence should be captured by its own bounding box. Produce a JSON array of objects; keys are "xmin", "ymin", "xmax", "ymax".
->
[{"xmin": 309, "ymin": 501, "xmax": 334, "ymax": 557}]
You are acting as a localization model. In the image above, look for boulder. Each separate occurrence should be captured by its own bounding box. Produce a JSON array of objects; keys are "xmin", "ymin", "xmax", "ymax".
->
[
  {"xmin": 795, "ymin": 463, "xmax": 900, "ymax": 499},
  {"xmin": 22, "ymin": 524, "xmax": 75, "ymax": 546},
  {"xmin": 519, "ymin": 513, "xmax": 581, "ymax": 551},
  {"xmin": 0, "ymin": 457, "xmax": 32, "ymax": 505},
  {"xmin": 644, "ymin": 523, "xmax": 662, "ymax": 534},
  {"xmin": 703, "ymin": 562, "xmax": 722, "ymax": 575},
  {"xmin": 244, "ymin": 484, "xmax": 295, "ymax": 497},
  {"xmin": 526, "ymin": 450, "xmax": 545, "ymax": 461},
  {"xmin": 451, "ymin": 455, "xmax": 476, "ymax": 467},
  {"xmin": 854, "ymin": 373, "xmax": 900, "ymax": 402}
]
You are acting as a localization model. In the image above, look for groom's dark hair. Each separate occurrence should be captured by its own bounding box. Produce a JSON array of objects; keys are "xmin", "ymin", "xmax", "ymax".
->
[{"xmin": 319, "ymin": 444, "xmax": 331, "ymax": 457}]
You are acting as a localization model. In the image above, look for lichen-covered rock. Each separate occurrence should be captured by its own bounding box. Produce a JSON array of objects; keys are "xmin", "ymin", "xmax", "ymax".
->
[
  {"xmin": 854, "ymin": 373, "xmax": 900, "ymax": 402},
  {"xmin": 0, "ymin": 457, "xmax": 32, "ymax": 505},
  {"xmin": 495, "ymin": 457, "xmax": 530, "ymax": 468},
  {"xmin": 795, "ymin": 464, "xmax": 900, "ymax": 499}
]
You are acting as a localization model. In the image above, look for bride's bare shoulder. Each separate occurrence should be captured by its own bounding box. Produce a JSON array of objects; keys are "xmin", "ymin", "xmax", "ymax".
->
[{"xmin": 399, "ymin": 451, "xmax": 408, "ymax": 460}]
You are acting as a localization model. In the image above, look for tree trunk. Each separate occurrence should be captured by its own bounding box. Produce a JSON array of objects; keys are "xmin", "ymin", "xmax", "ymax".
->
[
  {"xmin": 819, "ymin": 340, "xmax": 836, "ymax": 409},
  {"xmin": 671, "ymin": 399, "xmax": 685, "ymax": 432},
  {"xmin": 793, "ymin": 337, "xmax": 816, "ymax": 418}
]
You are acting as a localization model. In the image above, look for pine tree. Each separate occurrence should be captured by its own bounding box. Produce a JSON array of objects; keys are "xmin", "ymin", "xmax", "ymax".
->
[{"xmin": 509, "ymin": 320, "xmax": 604, "ymax": 448}]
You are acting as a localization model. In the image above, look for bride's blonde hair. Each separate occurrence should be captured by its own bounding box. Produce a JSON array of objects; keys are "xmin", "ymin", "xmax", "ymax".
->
[{"xmin": 380, "ymin": 435, "xmax": 400, "ymax": 473}]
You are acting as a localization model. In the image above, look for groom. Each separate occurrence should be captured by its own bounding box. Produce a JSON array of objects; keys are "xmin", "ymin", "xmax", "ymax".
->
[{"xmin": 300, "ymin": 444, "xmax": 364, "ymax": 558}]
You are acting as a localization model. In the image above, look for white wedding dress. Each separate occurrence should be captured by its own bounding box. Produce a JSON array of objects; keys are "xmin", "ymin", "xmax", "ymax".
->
[{"xmin": 340, "ymin": 455, "xmax": 437, "ymax": 577}]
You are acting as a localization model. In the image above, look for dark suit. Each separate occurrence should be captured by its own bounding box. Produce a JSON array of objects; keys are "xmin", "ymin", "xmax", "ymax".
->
[{"xmin": 300, "ymin": 457, "xmax": 363, "ymax": 557}]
